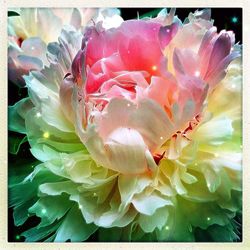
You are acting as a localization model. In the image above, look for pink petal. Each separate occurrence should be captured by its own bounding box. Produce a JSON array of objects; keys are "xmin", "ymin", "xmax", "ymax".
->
[
  {"xmin": 85, "ymin": 66, "xmax": 110, "ymax": 93},
  {"xmin": 71, "ymin": 49, "xmax": 85, "ymax": 85},
  {"xmin": 158, "ymin": 22, "xmax": 179, "ymax": 50},
  {"xmin": 198, "ymin": 28, "xmax": 237, "ymax": 86},
  {"xmin": 143, "ymin": 74, "xmax": 177, "ymax": 114},
  {"xmin": 173, "ymin": 48, "xmax": 200, "ymax": 76},
  {"xmin": 104, "ymin": 84, "xmax": 136, "ymax": 100},
  {"xmin": 112, "ymin": 71, "xmax": 149, "ymax": 88},
  {"xmin": 205, "ymin": 32, "xmax": 231, "ymax": 77},
  {"xmin": 85, "ymin": 20, "xmax": 165, "ymax": 77},
  {"xmin": 119, "ymin": 36, "xmax": 163, "ymax": 77},
  {"xmin": 85, "ymin": 53, "xmax": 125, "ymax": 93},
  {"xmin": 204, "ymin": 50, "xmax": 240, "ymax": 86}
]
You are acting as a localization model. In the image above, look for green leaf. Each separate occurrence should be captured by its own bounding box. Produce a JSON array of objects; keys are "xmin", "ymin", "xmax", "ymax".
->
[
  {"xmin": 8, "ymin": 98, "xmax": 33, "ymax": 134},
  {"xmin": 28, "ymin": 194, "xmax": 73, "ymax": 228},
  {"xmin": 9, "ymin": 135, "xmax": 28, "ymax": 155},
  {"xmin": 22, "ymin": 221, "xmax": 61, "ymax": 242},
  {"xmin": 8, "ymin": 11, "xmax": 20, "ymax": 17},
  {"xmin": 13, "ymin": 198, "xmax": 37, "ymax": 226},
  {"xmin": 8, "ymin": 157, "xmax": 40, "ymax": 187},
  {"xmin": 200, "ymin": 223, "xmax": 240, "ymax": 242},
  {"xmin": 9, "ymin": 165, "xmax": 63, "ymax": 208},
  {"xmin": 9, "ymin": 182, "xmax": 39, "ymax": 208},
  {"xmin": 55, "ymin": 205, "xmax": 98, "ymax": 242},
  {"xmin": 139, "ymin": 9, "xmax": 161, "ymax": 19}
]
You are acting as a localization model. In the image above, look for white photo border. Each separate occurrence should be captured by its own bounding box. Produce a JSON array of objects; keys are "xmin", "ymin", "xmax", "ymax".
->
[{"xmin": 1, "ymin": 0, "xmax": 249, "ymax": 249}]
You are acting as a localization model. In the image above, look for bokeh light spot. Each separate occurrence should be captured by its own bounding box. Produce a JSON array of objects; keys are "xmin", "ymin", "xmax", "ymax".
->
[
  {"xmin": 152, "ymin": 65, "xmax": 157, "ymax": 71},
  {"xmin": 43, "ymin": 132, "xmax": 50, "ymax": 139},
  {"xmin": 231, "ymin": 16, "xmax": 238, "ymax": 23}
]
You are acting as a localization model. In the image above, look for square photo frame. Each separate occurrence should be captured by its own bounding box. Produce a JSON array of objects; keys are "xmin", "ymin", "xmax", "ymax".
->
[{"xmin": 1, "ymin": 0, "xmax": 250, "ymax": 249}]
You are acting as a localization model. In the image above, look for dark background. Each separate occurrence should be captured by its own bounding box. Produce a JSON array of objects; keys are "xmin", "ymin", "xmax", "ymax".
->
[{"xmin": 8, "ymin": 8, "xmax": 242, "ymax": 242}]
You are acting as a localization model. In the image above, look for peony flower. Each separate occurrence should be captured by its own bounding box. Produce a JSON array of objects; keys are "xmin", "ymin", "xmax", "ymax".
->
[
  {"xmin": 8, "ymin": 8, "xmax": 123, "ymax": 86},
  {"xmin": 9, "ymin": 8, "xmax": 242, "ymax": 242}
]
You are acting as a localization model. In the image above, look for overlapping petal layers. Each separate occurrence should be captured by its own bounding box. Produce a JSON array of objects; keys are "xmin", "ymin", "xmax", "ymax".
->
[
  {"xmin": 9, "ymin": 8, "xmax": 242, "ymax": 242},
  {"xmin": 8, "ymin": 8, "xmax": 123, "ymax": 86}
]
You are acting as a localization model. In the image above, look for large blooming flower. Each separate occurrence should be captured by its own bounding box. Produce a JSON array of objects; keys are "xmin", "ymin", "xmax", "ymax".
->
[{"xmin": 9, "ymin": 8, "xmax": 242, "ymax": 242}]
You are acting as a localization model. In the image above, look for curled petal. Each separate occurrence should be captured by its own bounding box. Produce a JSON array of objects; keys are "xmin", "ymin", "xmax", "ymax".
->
[
  {"xmin": 158, "ymin": 22, "xmax": 179, "ymax": 50},
  {"xmin": 129, "ymin": 99, "xmax": 175, "ymax": 151},
  {"xmin": 205, "ymin": 32, "xmax": 232, "ymax": 77},
  {"xmin": 132, "ymin": 192, "xmax": 173, "ymax": 216},
  {"xmin": 104, "ymin": 127, "xmax": 152, "ymax": 174},
  {"xmin": 71, "ymin": 49, "xmax": 85, "ymax": 85}
]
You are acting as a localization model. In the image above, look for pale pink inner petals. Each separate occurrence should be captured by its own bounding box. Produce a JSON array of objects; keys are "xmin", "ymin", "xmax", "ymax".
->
[
  {"xmin": 173, "ymin": 48, "xmax": 200, "ymax": 77},
  {"xmin": 177, "ymin": 75, "xmax": 207, "ymax": 110},
  {"xmin": 84, "ymin": 20, "xmax": 172, "ymax": 78},
  {"xmin": 142, "ymin": 74, "xmax": 177, "ymax": 114},
  {"xmin": 85, "ymin": 53, "xmax": 125, "ymax": 93},
  {"xmin": 128, "ymin": 99, "xmax": 175, "ymax": 151}
]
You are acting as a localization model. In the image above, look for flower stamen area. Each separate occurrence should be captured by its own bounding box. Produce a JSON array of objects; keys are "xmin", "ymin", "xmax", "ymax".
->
[{"xmin": 154, "ymin": 114, "xmax": 202, "ymax": 164}]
